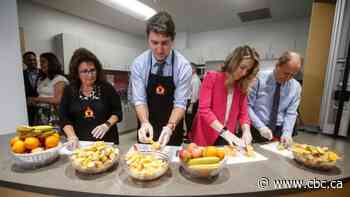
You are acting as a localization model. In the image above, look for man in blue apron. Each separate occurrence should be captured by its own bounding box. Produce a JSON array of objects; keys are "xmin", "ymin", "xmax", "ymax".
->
[{"xmin": 130, "ymin": 11, "xmax": 192, "ymax": 147}]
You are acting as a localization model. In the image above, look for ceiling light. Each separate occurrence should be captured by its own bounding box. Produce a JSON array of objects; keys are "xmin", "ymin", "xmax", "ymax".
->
[{"xmin": 97, "ymin": 0, "xmax": 157, "ymax": 21}]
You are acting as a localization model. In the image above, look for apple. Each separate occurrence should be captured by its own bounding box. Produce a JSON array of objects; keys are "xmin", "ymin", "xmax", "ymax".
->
[
  {"xmin": 187, "ymin": 143, "xmax": 198, "ymax": 153},
  {"xmin": 191, "ymin": 148, "xmax": 203, "ymax": 158},
  {"xmin": 179, "ymin": 149, "xmax": 192, "ymax": 162}
]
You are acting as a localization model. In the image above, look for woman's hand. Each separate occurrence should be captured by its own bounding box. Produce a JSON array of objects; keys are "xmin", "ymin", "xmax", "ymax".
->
[
  {"xmin": 241, "ymin": 124, "xmax": 252, "ymax": 145},
  {"xmin": 91, "ymin": 123, "xmax": 110, "ymax": 139},
  {"xmin": 67, "ymin": 136, "xmax": 80, "ymax": 151},
  {"xmin": 221, "ymin": 130, "xmax": 245, "ymax": 147}
]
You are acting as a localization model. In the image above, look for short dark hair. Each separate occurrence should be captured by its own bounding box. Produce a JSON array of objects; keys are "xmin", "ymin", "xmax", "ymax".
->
[
  {"xmin": 40, "ymin": 52, "xmax": 64, "ymax": 80},
  {"xmin": 23, "ymin": 51, "xmax": 36, "ymax": 59},
  {"xmin": 146, "ymin": 11, "xmax": 176, "ymax": 40},
  {"xmin": 68, "ymin": 48, "xmax": 105, "ymax": 90}
]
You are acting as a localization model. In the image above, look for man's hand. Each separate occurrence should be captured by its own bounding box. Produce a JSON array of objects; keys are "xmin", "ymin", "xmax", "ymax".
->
[
  {"xmin": 258, "ymin": 127, "xmax": 273, "ymax": 140},
  {"xmin": 158, "ymin": 126, "xmax": 173, "ymax": 147},
  {"xmin": 138, "ymin": 122, "xmax": 153, "ymax": 143}
]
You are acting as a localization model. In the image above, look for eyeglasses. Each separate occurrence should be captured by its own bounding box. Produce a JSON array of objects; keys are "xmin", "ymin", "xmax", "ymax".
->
[{"xmin": 79, "ymin": 68, "xmax": 96, "ymax": 75}]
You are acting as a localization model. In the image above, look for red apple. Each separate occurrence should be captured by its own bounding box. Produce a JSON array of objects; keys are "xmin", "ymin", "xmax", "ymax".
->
[
  {"xmin": 187, "ymin": 143, "xmax": 198, "ymax": 153},
  {"xmin": 191, "ymin": 148, "xmax": 203, "ymax": 158},
  {"xmin": 179, "ymin": 149, "xmax": 192, "ymax": 162}
]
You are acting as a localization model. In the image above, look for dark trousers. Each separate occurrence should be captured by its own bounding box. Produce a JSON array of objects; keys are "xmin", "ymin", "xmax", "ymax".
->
[{"xmin": 27, "ymin": 105, "xmax": 37, "ymax": 126}]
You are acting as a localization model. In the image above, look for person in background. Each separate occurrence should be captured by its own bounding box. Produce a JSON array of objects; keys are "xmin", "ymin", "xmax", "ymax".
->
[
  {"xmin": 130, "ymin": 11, "xmax": 192, "ymax": 147},
  {"xmin": 59, "ymin": 48, "xmax": 122, "ymax": 150},
  {"xmin": 248, "ymin": 51, "xmax": 302, "ymax": 146},
  {"xmin": 29, "ymin": 52, "xmax": 68, "ymax": 126},
  {"xmin": 185, "ymin": 63, "xmax": 201, "ymax": 132},
  {"xmin": 189, "ymin": 45, "xmax": 260, "ymax": 146},
  {"xmin": 22, "ymin": 51, "xmax": 40, "ymax": 125}
]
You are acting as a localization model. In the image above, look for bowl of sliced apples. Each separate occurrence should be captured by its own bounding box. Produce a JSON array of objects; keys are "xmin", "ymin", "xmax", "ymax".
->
[
  {"xmin": 70, "ymin": 141, "xmax": 119, "ymax": 174},
  {"xmin": 124, "ymin": 150, "xmax": 169, "ymax": 181},
  {"xmin": 292, "ymin": 143, "xmax": 341, "ymax": 170}
]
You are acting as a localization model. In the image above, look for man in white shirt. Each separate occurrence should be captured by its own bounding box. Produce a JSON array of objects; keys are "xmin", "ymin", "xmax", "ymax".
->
[{"xmin": 185, "ymin": 63, "xmax": 201, "ymax": 131}]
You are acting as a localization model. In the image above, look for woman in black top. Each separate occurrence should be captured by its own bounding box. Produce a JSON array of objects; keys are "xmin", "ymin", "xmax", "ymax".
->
[{"xmin": 59, "ymin": 48, "xmax": 122, "ymax": 149}]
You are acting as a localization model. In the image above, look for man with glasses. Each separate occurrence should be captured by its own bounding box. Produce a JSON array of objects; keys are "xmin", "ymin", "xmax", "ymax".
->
[
  {"xmin": 130, "ymin": 11, "xmax": 192, "ymax": 147},
  {"xmin": 248, "ymin": 51, "xmax": 302, "ymax": 146},
  {"xmin": 23, "ymin": 51, "xmax": 39, "ymax": 125}
]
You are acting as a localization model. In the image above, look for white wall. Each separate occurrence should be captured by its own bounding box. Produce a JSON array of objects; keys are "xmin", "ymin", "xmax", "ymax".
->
[
  {"xmin": 177, "ymin": 18, "xmax": 310, "ymax": 71},
  {"xmin": 0, "ymin": 0, "xmax": 28, "ymax": 134},
  {"xmin": 17, "ymin": 0, "xmax": 146, "ymax": 62}
]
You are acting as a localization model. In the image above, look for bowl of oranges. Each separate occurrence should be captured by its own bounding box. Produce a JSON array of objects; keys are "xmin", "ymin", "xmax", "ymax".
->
[{"xmin": 10, "ymin": 125, "xmax": 61, "ymax": 168}]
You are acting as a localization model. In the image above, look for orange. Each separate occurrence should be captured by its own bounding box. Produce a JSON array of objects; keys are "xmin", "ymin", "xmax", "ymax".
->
[
  {"xmin": 203, "ymin": 146, "xmax": 217, "ymax": 157},
  {"xmin": 216, "ymin": 148, "xmax": 225, "ymax": 160},
  {"xmin": 10, "ymin": 136, "xmax": 20, "ymax": 146},
  {"xmin": 12, "ymin": 140, "xmax": 26, "ymax": 153},
  {"xmin": 45, "ymin": 135, "xmax": 59, "ymax": 149},
  {"xmin": 52, "ymin": 132, "xmax": 60, "ymax": 139},
  {"xmin": 24, "ymin": 137, "xmax": 40, "ymax": 150}
]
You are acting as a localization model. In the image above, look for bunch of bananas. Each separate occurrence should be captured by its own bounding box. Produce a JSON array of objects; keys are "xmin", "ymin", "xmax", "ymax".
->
[{"xmin": 16, "ymin": 125, "xmax": 56, "ymax": 139}]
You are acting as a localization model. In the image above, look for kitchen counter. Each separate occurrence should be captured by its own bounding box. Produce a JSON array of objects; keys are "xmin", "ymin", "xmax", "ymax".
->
[{"xmin": 0, "ymin": 132, "xmax": 349, "ymax": 197}]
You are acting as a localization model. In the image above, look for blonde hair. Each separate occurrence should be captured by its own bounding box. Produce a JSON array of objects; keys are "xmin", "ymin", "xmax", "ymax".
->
[{"xmin": 222, "ymin": 45, "xmax": 260, "ymax": 94}]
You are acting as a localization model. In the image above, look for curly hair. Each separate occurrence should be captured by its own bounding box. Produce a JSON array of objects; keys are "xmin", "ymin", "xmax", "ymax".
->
[
  {"xmin": 146, "ymin": 11, "xmax": 176, "ymax": 40},
  {"xmin": 68, "ymin": 48, "xmax": 105, "ymax": 91},
  {"xmin": 222, "ymin": 45, "xmax": 260, "ymax": 94},
  {"xmin": 39, "ymin": 52, "xmax": 64, "ymax": 80}
]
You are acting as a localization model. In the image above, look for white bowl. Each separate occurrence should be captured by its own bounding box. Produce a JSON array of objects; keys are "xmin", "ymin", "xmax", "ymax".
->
[{"xmin": 11, "ymin": 143, "xmax": 62, "ymax": 168}]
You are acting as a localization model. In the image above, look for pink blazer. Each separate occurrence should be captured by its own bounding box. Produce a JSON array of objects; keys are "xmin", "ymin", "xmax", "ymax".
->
[{"xmin": 189, "ymin": 71, "xmax": 250, "ymax": 146}]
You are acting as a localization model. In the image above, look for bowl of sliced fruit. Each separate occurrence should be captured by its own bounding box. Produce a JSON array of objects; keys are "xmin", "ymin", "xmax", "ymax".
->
[
  {"xmin": 124, "ymin": 150, "xmax": 169, "ymax": 181},
  {"xmin": 178, "ymin": 143, "xmax": 227, "ymax": 178},
  {"xmin": 291, "ymin": 143, "xmax": 341, "ymax": 170},
  {"xmin": 70, "ymin": 141, "xmax": 119, "ymax": 174}
]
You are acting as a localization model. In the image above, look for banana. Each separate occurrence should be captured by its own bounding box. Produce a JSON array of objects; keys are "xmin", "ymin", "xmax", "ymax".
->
[
  {"xmin": 16, "ymin": 125, "xmax": 33, "ymax": 133},
  {"xmin": 187, "ymin": 156, "xmax": 220, "ymax": 166},
  {"xmin": 32, "ymin": 125, "xmax": 53, "ymax": 131},
  {"xmin": 40, "ymin": 130, "xmax": 56, "ymax": 138},
  {"xmin": 188, "ymin": 163, "xmax": 220, "ymax": 170}
]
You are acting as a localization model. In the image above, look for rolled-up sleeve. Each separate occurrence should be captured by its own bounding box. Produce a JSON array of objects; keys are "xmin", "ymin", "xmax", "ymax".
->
[
  {"xmin": 130, "ymin": 59, "xmax": 147, "ymax": 106},
  {"xmin": 174, "ymin": 62, "xmax": 192, "ymax": 109},
  {"xmin": 282, "ymin": 84, "xmax": 301, "ymax": 136},
  {"xmin": 248, "ymin": 80, "xmax": 266, "ymax": 129}
]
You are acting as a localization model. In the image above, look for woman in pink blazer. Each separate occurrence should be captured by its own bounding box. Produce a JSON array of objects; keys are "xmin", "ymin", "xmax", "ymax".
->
[{"xmin": 189, "ymin": 46, "xmax": 260, "ymax": 146}]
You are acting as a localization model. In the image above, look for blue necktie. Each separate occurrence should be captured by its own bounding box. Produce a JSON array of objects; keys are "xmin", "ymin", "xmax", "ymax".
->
[
  {"xmin": 269, "ymin": 82, "xmax": 281, "ymax": 132},
  {"xmin": 156, "ymin": 62, "xmax": 166, "ymax": 76}
]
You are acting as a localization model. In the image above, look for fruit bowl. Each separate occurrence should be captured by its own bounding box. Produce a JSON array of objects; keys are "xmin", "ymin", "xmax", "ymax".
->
[
  {"xmin": 178, "ymin": 143, "xmax": 227, "ymax": 178},
  {"xmin": 124, "ymin": 150, "xmax": 169, "ymax": 181},
  {"xmin": 10, "ymin": 125, "xmax": 62, "ymax": 168},
  {"xmin": 179, "ymin": 153, "xmax": 227, "ymax": 178},
  {"xmin": 11, "ymin": 143, "xmax": 62, "ymax": 168},
  {"xmin": 291, "ymin": 143, "xmax": 341, "ymax": 171},
  {"xmin": 70, "ymin": 142, "xmax": 119, "ymax": 174}
]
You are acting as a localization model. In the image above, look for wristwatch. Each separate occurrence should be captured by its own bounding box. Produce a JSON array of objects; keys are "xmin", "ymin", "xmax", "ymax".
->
[
  {"xmin": 104, "ymin": 121, "xmax": 112, "ymax": 128},
  {"xmin": 219, "ymin": 126, "xmax": 228, "ymax": 136}
]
